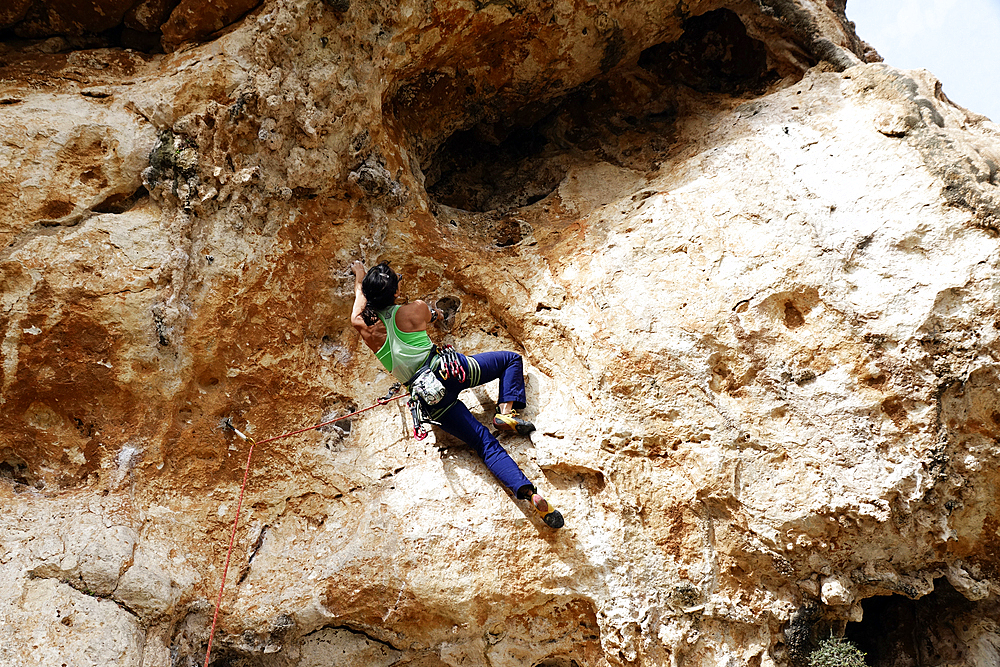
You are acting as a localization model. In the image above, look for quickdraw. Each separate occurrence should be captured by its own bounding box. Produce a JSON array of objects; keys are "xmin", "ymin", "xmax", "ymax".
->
[
  {"xmin": 409, "ymin": 399, "xmax": 431, "ymax": 440},
  {"xmin": 378, "ymin": 382, "xmax": 402, "ymax": 404},
  {"xmin": 437, "ymin": 343, "xmax": 466, "ymax": 382}
]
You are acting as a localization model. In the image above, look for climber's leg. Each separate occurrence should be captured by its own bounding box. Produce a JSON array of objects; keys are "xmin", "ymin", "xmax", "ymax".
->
[
  {"xmin": 467, "ymin": 351, "xmax": 527, "ymax": 409},
  {"xmin": 466, "ymin": 351, "xmax": 535, "ymax": 434},
  {"xmin": 436, "ymin": 400, "xmax": 533, "ymax": 493}
]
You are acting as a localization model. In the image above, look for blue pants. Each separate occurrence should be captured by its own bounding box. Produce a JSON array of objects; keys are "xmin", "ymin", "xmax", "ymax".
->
[{"xmin": 431, "ymin": 351, "xmax": 534, "ymax": 497}]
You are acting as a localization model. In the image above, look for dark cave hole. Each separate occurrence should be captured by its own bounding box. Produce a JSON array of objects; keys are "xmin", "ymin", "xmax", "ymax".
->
[
  {"xmin": 0, "ymin": 0, "xmax": 266, "ymax": 54},
  {"xmin": 421, "ymin": 9, "xmax": 774, "ymax": 214},
  {"xmin": 0, "ymin": 21, "xmax": 166, "ymax": 54},
  {"xmin": 422, "ymin": 78, "xmax": 680, "ymax": 214},
  {"xmin": 435, "ymin": 295, "xmax": 461, "ymax": 318},
  {"xmin": 845, "ymin": 579, "xmax": 976, "ymax": 667},
  {"xmin": 637, "ymin": 8, "xmax": 775, "ymax": 95},
  {"xmin": 93, "ymin": 185, "xmax": 149, "ymax": 214},
  {"xmin": 0, "ymin": 457, "xmax": 35, "ymax": 489},
  {"xmin": 200, "ymin": 648, "xmax": 255, "ymax": 667},
  {"xmin": 424, "ymin": 120, "xmax": 565, "ymax": 213},
  {"xmin": 534, "ymin": 659, "xmax": 581, "ymax": 667}
]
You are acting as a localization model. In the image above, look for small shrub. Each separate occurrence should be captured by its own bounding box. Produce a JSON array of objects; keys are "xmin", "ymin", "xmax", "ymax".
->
[{"xmin": 808, "ymin": 636, "xmax": 867, "ymax": 667}]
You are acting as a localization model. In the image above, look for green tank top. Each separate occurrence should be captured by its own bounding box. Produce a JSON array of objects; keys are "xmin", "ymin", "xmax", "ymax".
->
[{"xmin": 374, "ymin": 305, "xmax": 434, "ymax": 383}]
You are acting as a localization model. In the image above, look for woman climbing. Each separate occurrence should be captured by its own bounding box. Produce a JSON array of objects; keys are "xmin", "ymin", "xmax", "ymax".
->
[{"xmin": 350, "ymin": 259, "xmax": 564, "ymax": 529}]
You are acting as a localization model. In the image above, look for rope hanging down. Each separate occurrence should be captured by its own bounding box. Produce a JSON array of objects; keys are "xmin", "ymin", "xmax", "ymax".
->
[{"xmin": 203, "ymin": 391, "xmax": 407, "ymax": 667}]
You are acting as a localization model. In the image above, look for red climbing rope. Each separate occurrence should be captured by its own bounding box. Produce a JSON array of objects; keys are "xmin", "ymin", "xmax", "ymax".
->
[
  {"xmin": 203, "ymin": 430, "xmax": 255, "ymax": 667},
  {"xmin": 255, "ymin": 392, "xmax": 406, "ymax": 445},
  {"xmin": 203, "ymin": 392, "xmax": 407, "ymax": 667}
]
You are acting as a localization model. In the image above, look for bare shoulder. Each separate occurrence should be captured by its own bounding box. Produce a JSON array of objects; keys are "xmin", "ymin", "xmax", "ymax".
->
[
  {"xmin": 396, "ymin": 300, "xmax": 431, "ymax": 332},
  {"xmin": 400, "ymin": 300, "xmax": 430, "ymax": 316},
  {"xmin": 407, "ymin": 299, "xmax": 430, "ymax": 311}
]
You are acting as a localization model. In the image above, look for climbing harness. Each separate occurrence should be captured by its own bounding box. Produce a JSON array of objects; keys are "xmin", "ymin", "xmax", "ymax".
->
[
  {"xmin": 404, "ymin": 344, "xmax": 465, "ymax": 440},
  {"xmin": 203, "ymin": 390, "xmax": 407, "ymax": 667}
]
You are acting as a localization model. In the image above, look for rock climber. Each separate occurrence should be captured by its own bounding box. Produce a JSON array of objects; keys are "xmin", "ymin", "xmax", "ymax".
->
[{"xmin": 350, "ymin": 259, "xmax": 564, "ymax": 529}]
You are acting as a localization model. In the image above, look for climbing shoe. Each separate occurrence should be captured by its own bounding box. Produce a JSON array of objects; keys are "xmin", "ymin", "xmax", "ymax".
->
[
  {"xmin": 493, "ymin": 409, "xmax": 535, "ymax": 436},
  {"xmin": 531, "ymin": 493, "xmax": 564, "ymax": 529}
]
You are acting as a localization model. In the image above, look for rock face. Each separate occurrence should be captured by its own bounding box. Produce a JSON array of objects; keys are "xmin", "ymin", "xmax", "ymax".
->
[
  {"xmin": 2, "ymin": 0, "xmax": 1000, "ymax": 666},
  {"xmin": 0, "ymin": 0, "xmax": 263, "ymax": 51}
]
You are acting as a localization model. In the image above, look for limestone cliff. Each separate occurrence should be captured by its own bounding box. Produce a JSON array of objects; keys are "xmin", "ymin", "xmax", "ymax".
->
[{"xmin": 2, "ymin": 0, "xmax": 1000, "ymax": 665}]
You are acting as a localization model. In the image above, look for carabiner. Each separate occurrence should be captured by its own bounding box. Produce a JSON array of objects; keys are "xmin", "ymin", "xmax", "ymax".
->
[{"xmin": 378, "ymin": 382, "xmax": 402, "ymax": 405}]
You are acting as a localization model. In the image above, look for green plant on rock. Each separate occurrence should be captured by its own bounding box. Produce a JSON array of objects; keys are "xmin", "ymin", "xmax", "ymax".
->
[{"xmin": 808, "ymin": 636, "xmax": 867, "ymax": 667}]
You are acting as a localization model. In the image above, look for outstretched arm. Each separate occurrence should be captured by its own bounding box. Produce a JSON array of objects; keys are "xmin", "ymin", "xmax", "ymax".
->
[
  {"xmin": 350, "ymin": 260, "xmax": 372, "ymax": 332},
  {"xmin": 350, "ymin": 261, "xmax": 389, "ymax": 354}
]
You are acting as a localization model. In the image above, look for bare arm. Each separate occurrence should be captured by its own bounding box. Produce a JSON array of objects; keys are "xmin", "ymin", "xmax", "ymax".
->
[
  {"xmin": 350, "ymin": 261, "xmax": 370, "ymax": 330},
  {"xmin": 350, "ymin": 261, "xmax": 385, "ymax": 352}
]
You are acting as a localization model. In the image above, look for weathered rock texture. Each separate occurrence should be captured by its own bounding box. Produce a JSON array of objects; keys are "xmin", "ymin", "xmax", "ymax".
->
[
  {"xmin": 0, "ymin": 0, "xmax": 263, "ymax": 51},
  {"xmin": 2, "ymin": 0, "xmax": 1000, "ymax": 665}
]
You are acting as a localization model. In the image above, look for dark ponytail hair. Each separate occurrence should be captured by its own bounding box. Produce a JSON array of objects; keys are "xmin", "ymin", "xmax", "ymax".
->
[{"xmin": 360, "ymin": 261, "xmax": 399, "ymax": 326}]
